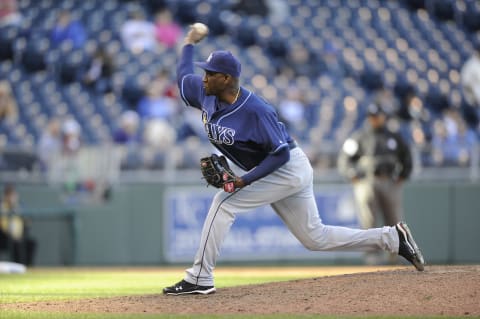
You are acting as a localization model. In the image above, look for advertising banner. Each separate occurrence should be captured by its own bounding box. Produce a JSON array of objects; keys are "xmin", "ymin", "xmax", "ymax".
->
[{"xmin": 163, "ymin": 185, "xmax": 360, "ymax": 262}]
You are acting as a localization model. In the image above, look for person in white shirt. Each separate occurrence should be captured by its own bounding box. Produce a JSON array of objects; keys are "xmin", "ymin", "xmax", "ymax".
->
[
  {"xmin": 461, "ymin": 42, "xmax": 480, "ymax": 108},
  {"xmin": 121, "ymin": 9, "xmax": 157, "ymax": 54}
]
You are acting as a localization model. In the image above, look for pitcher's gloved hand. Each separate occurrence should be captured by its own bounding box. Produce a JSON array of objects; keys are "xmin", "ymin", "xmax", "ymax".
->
[{"xmin": 200, "ymin": 154, "xmax": 240, "ymax": 192}]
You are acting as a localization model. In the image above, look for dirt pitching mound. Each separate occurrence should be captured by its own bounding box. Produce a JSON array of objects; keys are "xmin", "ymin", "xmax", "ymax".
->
[{"xmin": 8, "ymin": 265, "xmax": 480, "ymax": 316}]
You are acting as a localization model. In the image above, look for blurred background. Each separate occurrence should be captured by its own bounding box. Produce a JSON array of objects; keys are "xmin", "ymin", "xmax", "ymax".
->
[{"xmin": 0, "ymin": 0, "xmax": 479, "ymax": 267}]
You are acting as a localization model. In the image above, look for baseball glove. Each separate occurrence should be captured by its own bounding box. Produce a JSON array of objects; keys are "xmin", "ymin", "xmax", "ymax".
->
[{"xmin": 200, "ymin": 154, "xmax": 237, "ymax": 192}]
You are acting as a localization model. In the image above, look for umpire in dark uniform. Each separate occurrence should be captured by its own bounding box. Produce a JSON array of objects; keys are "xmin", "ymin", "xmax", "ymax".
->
[{"xmin": 338, "ymin": 103, "xmax": 412, "ymax": 231}]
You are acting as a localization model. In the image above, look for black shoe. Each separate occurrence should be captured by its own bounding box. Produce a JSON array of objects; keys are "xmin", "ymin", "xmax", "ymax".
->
[
  {"xmin": 396, "ymin": 222, "xmax": 425, "ymax": 271},
  {"xmin": 163, "ymin": 279, "xmax": 216, "ymax": 295}
]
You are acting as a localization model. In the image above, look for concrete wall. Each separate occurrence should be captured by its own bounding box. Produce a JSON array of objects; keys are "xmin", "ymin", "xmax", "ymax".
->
[
  {"xmin": 2, "ymin": 181, "xmax": 479, "ymax": 266},
  {"xmin": 403, "ymin": 182, "xmax": 480, "ymax": 264}
]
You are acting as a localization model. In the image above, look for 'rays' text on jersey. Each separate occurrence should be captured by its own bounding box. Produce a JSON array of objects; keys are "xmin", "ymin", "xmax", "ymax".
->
[{"xmin": 204, "ymin": 122, "xmax": 235, "ymax": 145}]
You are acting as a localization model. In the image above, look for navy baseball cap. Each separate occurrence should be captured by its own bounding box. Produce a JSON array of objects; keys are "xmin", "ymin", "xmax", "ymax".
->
[{"xmin": 195, "ymin": 50, "xmax": 241, "ymax": 77}]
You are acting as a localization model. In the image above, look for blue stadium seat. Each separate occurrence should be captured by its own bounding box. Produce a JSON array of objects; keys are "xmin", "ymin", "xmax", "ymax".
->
[
  {"xmin": 0, "ymin": 0, "xmax": 477, "ymax": 169},
  {"xmin": 462, "ymin": 0, "xmax": 480, "ymax": 31},
  {"xmin": 21, "ymin": 37, "xmax": 50, "ymax": 73}
]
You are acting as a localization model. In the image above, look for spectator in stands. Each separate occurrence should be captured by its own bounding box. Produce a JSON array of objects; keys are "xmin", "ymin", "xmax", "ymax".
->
[
  {"xmin": 283, "ymin": 42, "xmax": 324, "ymax": 78},
  {"xmin": 144, "ymin": 0, "xmax": 168, "ymax": 14},
  {"xmin": 50, "ymin": 10, "xmax": 87, "ymax": 49},
  {"xmin": 42, "ymin": 116, "xmax": 84, "ymax": 194},
  {"xmin": 0, "ymin": 80, "xmax": 18, "ymax": 125},
  {"xmin": 140, "ymin": 115, "xmax": 177, "ymax": 170},
  {"xmin": 113, "ymin": 110, "xmax": 142, "ymax": 170},
  {"xmin": 120, "ymin": 8, "xmax": 157, "ymax": 54},
  {"xmin": 175, "ymin": 135, "xmax": 208, "ymax": 169},
  {"xmin": 227, "ymin": 0, "xmax": 288, "ymax": 23},
  {"xmin": 374, "ymin": 86, "xmax": 400, "ymax": 116},
  {"xmin": 36, "ymin": 117, "xmax": 62, "ymax": 171},
  {"xmin": 137, "ymin": 69, "xmax": 178, "ymax": 121},
  {"xmin": 265, "ymin": 0, "xmax": 288, "ymax": 23},
  {"xmin": 0, "ymin": 0, "xmax": 22, "ymax": 27},
  {"xmin": 61, "ymin": 117, "xmax": 82, "ymax": 155},
  {"xmin": 395, "ymin": 88, "xmax": 432, "ymax": 150},
  {"xmin": 322, "ymin": 39, "xmax": 344, "ymax": 78},
  {"xmin": 396, "ymin": 86, "xmax": 430, "ymax": 122},
  {"xmin": 461, "ymin": 42, "xmax": 480, "ymax": 109},
  {"xmin": 82, "ymin": 45, "xmax": 115, "ymax": 95},
  {"xmin": 277, "ymin": 85, "xmax": 309, "ymax": 141},
  {"xmin": 462, "ymin": 1, "xmax": 480, "ymax": 32},
  {"xmin": 431, "ymin": 109, "xmax": 477, "ymax": 167},
  {"xmin": 0, "ymin": 183, "xmax": 36, "ymax": 266},
  {"xmin": 176, "ymin": 108, "xmax": 209, "ymax": 142},
  {"xmin": 137, "ymin": 70, "xmax": 178, "ymax": 148},
  {"xmin": 230, "ymin": 0, "xmax": 269, "ymax": 17},
  {"xmin": 153, "ymin": 8, "xmax": 182, "ymax": 49},
  {"xmin": 142, "ymin": 118, "xmax": 176, "ymax": 150},
  {"xmin": 113, "ymin": 110, "xmax": 140, "ymax": 145}
]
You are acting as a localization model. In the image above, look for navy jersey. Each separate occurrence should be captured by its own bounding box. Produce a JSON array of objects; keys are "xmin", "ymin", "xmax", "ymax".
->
[{"xmin": 177, "ymin": 45, "xmax": 294, "ymax": 175}]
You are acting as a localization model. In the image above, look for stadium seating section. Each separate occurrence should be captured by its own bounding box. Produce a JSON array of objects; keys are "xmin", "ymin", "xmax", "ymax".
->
[{"xmin": 0, "ymin": 0, "xmax": 479, "ymax": 172}]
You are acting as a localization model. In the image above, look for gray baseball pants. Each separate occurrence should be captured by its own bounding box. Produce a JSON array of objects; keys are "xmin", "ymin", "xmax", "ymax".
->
[{"xmin": 185, "ymin": 148, "xmax": 400, "ymax": 286}]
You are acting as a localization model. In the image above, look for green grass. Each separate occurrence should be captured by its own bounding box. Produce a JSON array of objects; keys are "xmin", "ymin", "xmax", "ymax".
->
[
  {"xmin": 0, "ymin": 267, "xmax": 317, "ymax": 303},
  {"xmin": 0, "ymin": 267, "xmax": 334, "ymax": 319},
  {"xmin": 0, "ymin": 268, "xmax": 476, "ymax": 319},
  {"xmin": 1, "ymin": 268, "xmax": 182, "ymax": 303}
]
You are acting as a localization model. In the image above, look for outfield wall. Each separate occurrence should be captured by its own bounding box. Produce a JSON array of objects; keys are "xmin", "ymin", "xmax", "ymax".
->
[{"xmin": 2, "ymin": 181, "xmax": 479, "ymax": 266}]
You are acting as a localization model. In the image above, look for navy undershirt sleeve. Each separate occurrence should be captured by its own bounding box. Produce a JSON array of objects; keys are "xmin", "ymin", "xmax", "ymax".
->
[
  {"xmin": 241, "ymin": 146, "xmax": 290, "ymax": 185},
  {"xmin": 177, "ymin": 44, "xmax": 205, "ymax": 108},
  {"xmin": 177, "ymin": 44, "xmax": 195, "ymax": 85}
]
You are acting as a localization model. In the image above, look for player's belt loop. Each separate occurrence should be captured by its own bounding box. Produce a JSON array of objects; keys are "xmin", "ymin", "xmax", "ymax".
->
[{"xmin": 288, "ymin": 140, "xmax": 297, "ymax": 150}]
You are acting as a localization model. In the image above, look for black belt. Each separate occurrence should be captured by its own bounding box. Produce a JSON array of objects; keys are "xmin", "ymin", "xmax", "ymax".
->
[{"xmin": 288, "ymin": 140, "xmax": 297, "ymax": 150}]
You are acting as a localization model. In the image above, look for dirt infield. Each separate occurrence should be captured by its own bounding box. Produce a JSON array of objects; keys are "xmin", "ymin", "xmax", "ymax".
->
[{"xmin": 7, "ymin": 265, "xmax": 480, "ymax": 316}]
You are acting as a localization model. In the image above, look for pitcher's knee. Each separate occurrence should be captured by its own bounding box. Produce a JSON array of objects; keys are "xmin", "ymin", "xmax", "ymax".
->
[{"xmin": 300, "ymin": 238, "xmax": 324, "ymax": 251}]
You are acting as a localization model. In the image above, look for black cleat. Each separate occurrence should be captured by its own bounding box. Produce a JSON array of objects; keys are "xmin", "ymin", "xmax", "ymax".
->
[
  {"xmin": 396, "ymin": 222, "xmax": 425, "ymax": 271},
  {"xmin": 163, "ymin": 280, "xmax": 216, "ymax": 295}
]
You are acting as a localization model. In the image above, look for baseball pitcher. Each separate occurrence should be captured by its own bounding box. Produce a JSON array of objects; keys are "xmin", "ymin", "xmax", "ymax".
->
[{"xmin": 163, "ymin": 24, "xmax": 424, "ymax": 295}]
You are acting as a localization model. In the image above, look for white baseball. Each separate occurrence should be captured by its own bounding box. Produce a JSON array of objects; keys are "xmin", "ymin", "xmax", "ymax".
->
[{"xmin": 192, "ymin": 22, "xmax": 209, "ymax": 35}]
